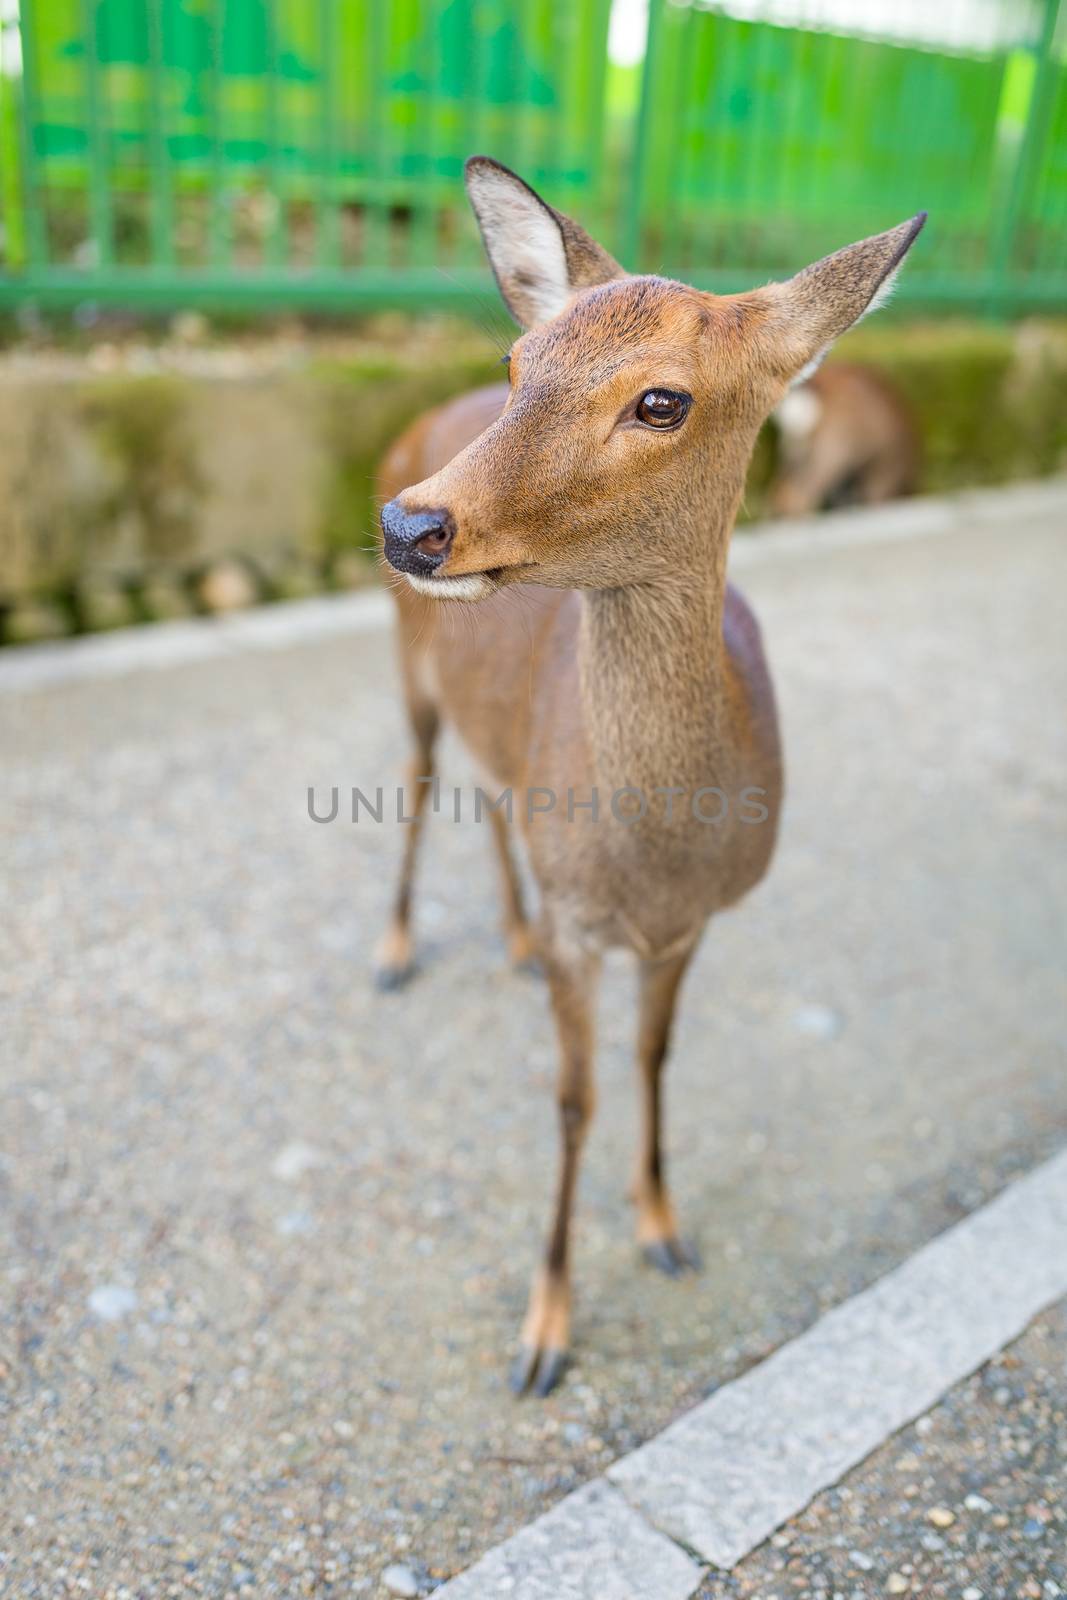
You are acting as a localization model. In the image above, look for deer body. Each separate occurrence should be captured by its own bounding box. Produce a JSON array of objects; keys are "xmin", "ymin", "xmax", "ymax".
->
[
  {"xmin": 380, "ymin": 382, "xmax": 782, "ymax": 963},
  {"xmin": 375, "ymin": 160, "xmax": 925, "ymax": 1395}
]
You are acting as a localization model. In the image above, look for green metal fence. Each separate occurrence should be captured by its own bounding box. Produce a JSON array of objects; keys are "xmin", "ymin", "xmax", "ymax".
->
[
  {"xmin": 628, "ymin": 0, "xmax": 1067, "ymax": 314},
  {"xmin": 0, "ymin": 0, "xmax": 1064, "ymax": 315},
  {"xmin": 0, "ymin": 0, "xmax": 613, "ymax": 308}
]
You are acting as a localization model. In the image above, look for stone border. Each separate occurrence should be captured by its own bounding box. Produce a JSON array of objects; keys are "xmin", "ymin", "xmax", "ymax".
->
[
  {"xmin": 729, "ymin": 475, "xmax": 1067, "ymax": 566},
  {"xmin": 431, "ymin": 1149, "xmax": 1067, "ymax": 1598},
  {"xmin": 0, "ymin": 588, "xmax": 394, "ymax": 695},
  {"xmin": 2, "ymin": 477, "xmax": 1064, "ymax": 697}
]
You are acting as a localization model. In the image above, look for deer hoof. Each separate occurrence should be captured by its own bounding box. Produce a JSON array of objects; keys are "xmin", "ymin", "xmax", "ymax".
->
[
  {"xmin": 643, "ymin": 1238, "xmax": 701, "ymax": 1277},
  {"xmin": 373, "ymin": 961, "xmax": 415, "ymax": 992},
  {"xmin": 373, "ymin": 925, "xmax": 415, "ymax": 991},
  {"xmin": 510, "ymin": 1343, "xmax": 568, "ymax": 1399}
]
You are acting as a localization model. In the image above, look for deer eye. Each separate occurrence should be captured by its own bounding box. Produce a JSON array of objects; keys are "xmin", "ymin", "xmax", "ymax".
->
[{"xmin": 635, "ymin": 389, "xmax": 691, "ymax": 429}]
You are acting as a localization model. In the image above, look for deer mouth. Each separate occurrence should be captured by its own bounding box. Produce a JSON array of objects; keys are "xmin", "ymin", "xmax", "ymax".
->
[{"xmin": 404, "ymin": 563, "xmax": 533, "ymax": 601}]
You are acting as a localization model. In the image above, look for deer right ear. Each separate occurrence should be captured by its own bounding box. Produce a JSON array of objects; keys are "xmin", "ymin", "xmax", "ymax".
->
[
  {"xmin": 465, "ymin": 156, "xmax": 624, "ymax": 331},
  {"xmin": 758, "ymin": 213, "xmax": 927, "ymax": 382}
]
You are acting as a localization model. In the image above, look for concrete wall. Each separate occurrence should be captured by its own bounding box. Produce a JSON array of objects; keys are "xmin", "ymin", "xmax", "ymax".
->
[{"xmin": 1, "ymin": 318, "xmax": 1065, "ymax": 644}]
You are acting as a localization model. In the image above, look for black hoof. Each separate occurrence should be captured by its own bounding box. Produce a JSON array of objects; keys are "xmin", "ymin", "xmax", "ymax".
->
[
  {"xmin": 643, "ymin": 1238, "xmax": 701, "ymax": 1277},
  {"xmin": 510, "ymin": 1344, "xmax": 567, "ymax": 1398},
  {"xmin": 373, "ymin": 962, "xmax": 414, "ymax": 992}
]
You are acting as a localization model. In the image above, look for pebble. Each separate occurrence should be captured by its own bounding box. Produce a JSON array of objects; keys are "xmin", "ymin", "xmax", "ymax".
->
[
  {"xmin": 849, "ymin": 1550, "xmax": 873, "ymax": 1571},
  {"xmin": 886, "ymin": 1575, "xmax": 908, "ymax": 1594},
  {"xmin": 87, "ymin": 1284, "xmax": 138, "ymax": 1321},
  {"xmin": 962, "ymin": 1589, "xmax": 983, "ymax": 1600},
  {"xmin": 964, "ymin": 1493, "xmax": 992, "ymax": 1512},
  {"xmin": 271, "ymin": 1141, "xmax": 325, "ymax": 1181},
  {"xmin": 926, "ymin": 1506, "xmax": 955, "ymax": 1528},
  {"xmin": 276, "ymin": 1210, "xmax": 315, "ymax": 1237},
  {"xmin": 381, "ymin": 1562, "xmax": 420, "ymax": 1598},
  {"xmin": 197, "ymin": 559, "xmax": 258, "ymax": 614},
  {"xmin": 792, "ymin": 1003, "xmax": 843, "ymax": 1039}
]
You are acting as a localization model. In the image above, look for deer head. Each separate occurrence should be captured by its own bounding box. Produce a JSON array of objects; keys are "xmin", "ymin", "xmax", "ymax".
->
[{"xmin": 381, "ymin": 158, "xmax": 925, "ymax": 600}]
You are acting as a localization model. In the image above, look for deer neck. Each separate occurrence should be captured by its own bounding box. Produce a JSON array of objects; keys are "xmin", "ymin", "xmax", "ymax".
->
[{"xmin": 576, "ymin": 532, "xmax": 735, "ymax": 800}]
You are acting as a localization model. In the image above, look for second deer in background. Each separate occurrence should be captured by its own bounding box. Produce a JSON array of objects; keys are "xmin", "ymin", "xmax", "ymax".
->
[{"xmin": 771, "ymin": 362, "xmax": 921, "ymax": 516}]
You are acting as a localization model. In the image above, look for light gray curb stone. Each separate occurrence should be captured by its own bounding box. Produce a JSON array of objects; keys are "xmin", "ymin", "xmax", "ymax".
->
[
  {"xmin": 432, "ymin": 1151, "xmax": 1067, "ymax": 1596},
  {"xmin": 607, "ymin": 1147, "xmax": 1067, "ymax": 1568},
  {"xmin": 433, "ymin": 1478, "xmax": 702, "ymax": 1600},
  {"xmin": 728, "ymin": 476, "xmax": 1067, "ymax": 568},
  {"xmin": 0, "ymin": 588, "xmax": 394, "ymax": 695}
]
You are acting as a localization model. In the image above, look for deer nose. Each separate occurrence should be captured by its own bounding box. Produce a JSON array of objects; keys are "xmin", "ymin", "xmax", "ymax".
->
[{"xmin": 381, "ymin": 501, "xmax": 455, "ymax": 576}]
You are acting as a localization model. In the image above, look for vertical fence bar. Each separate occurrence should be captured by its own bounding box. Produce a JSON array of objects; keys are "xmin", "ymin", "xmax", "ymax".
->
[
  {"xmin": 209, "ymin": 0, "xmax": 229, "ymax": 269},
  {"xmin": 80, "ymin": 0, "xmax": 112, "ymax": 270},
  {"xmin": 409, "ymin": 0, "xmax": 438, "ymax": 267},
  {"xmin": 145, "ymin": 0, "xmax": 174, "ymax": 267},
  {"xmin": 670, "ymin": 2, "xmax": 699, "ymax": 270},
  {"xmin": 263, "ymin": 0, "xmax": 285, "ymax": 265},
  {"xmin": 14, "ymin": 0, "xmax": 48, "ymax": 267},
  {"xmin": 622, "ymin": 0, "xmax": 661, "ymax": 269},
  {"xmin": 739, "ymin": 16, "xmax": 772, "ymax": 261},
  {"xmin": 0, "ymin": 9, "xmax": 27, "ymax": 268},
  {"xmin": 316, "ymin": 0, "xmax": 340, "ymax": 269},
  {"xmin": 455, "ymin": 0, "xmax": 489, "ymax": 267},
  {"xmin": 582, "ymin": 0, "xmax": 613, "ymax": 237},
  {"xmin": 989, "ymin": 0, "xmax": 1062, "ymax": 311},
  {"xmin": 534, "ymin": 0, "xmax": 549, "ymax": 191},
  {"xmin": 362, "ymin": 0, "xmax": 389, "ymax": 267},
  {"xmin": 513, "ymin": 0, "xmax": 538, "ymax": 185},
  {"xmin": 696, "ymin": 6, "xmax": 727, "ymax": 269}
]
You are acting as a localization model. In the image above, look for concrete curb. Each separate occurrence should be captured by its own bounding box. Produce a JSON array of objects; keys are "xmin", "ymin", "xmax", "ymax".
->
[
  {"xmin": 2, "ymin": 477, "xmax": 1064, "ymax": 697},
  {"xmin": 434, "ymin": 1149, "xmax": 1067, "ymax": 1598},
  {"xmin": 0, "ymin": 587, "xmax": 395, "ymax": 695},
  {"xmin": 728, "ymin": 475, "xmax": 1067, "ymax": 568}
]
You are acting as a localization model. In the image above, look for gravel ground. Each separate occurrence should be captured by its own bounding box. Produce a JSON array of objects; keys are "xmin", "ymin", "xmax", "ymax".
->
[
  {"xmin": 2, "ymin": 509, "xmax": 1065, "ymax": 1596},
  {"xmin": 698, "ymin": 1298, "xmax": 1067, "ymax": 1600}
]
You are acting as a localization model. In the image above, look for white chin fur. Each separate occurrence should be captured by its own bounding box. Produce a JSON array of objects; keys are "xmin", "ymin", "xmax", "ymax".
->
[{"xmin": 405, "ymin": 571, "xmax": 497, "ymax": 602}]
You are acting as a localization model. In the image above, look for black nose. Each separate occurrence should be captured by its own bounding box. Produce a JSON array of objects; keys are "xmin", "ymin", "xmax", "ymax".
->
[{"xmin": 381, "ymin": 501, "xmax": 455, "ymax": 576}]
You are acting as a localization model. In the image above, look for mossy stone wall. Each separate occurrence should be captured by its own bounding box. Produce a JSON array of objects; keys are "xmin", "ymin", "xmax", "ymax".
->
[{"xmin": 1, "ymin": 318, "xmax": 1065, "ymax": 643}]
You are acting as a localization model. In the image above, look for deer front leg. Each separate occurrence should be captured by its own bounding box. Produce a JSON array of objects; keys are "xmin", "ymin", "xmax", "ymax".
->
[
  {"xmin": 634, "ymin": 947, "xmax": 701, "ymax": 1276},
  {"xmin": 486, "ymin": 804, "xmax": 539, "ymax": 973},
  {"xmin": 373, "ymin": 697, "xmax": 438, "ymax": 990},
  {"xmin": 510, "ymin": 945, "xmax": 599, "ymax": 1398}
]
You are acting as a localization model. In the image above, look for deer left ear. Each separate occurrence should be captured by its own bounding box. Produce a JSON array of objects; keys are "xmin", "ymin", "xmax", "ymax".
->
[
  {"xmin": 760, "ymin": 213, "xmax": 927, "ymax": 382},
  {"xmin": 465, "ymin": 156, "xmax": 624, "ymax": 330}
]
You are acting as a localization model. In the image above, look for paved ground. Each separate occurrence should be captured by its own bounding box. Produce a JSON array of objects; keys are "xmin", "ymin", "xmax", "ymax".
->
[
  {"xmin": 2, "ymin": 502, "xmax": 1066, "ymax": 1596},
  {"xmin": 699, "ymin": 1297, "xmax": 1067, "ymax": 1600}
]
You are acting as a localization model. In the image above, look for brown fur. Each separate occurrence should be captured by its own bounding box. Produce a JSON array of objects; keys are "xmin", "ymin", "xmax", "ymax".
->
[{"xmin": 374, "ymin": 159, "xmax": 925, "ymax": 1394}]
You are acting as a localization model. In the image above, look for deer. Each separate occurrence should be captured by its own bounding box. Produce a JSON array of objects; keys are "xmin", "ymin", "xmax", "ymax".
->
[
  {"xmin": 375, "ymin": 157, "xmax": 925, "ymax": 1396},
  {"xmin": 770, "ymin": 360, "xmax": 920, "ymax": 516}
]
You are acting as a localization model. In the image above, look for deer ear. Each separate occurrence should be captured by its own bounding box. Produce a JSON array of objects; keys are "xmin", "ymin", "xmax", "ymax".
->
[
  {"xmin": 762, "ymin": 213, "xmax": 926, "ymax": 381},
  {"xmin": 465, "ymin": 156, "xmax": 624, "ymax": 330}
]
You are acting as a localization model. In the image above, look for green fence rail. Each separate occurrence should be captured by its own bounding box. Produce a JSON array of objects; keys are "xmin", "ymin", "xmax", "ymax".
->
[{"xmin": 0, "ymin": 0, "xmax": 1064, "ymax": 315}]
